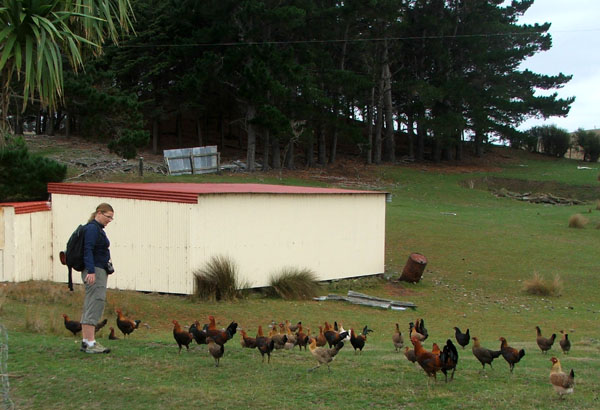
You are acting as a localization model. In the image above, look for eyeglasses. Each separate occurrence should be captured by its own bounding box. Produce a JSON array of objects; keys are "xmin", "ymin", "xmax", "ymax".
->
[{"xmin": 101, "ymin": 212, "xmax": 114, "ymax": 220}]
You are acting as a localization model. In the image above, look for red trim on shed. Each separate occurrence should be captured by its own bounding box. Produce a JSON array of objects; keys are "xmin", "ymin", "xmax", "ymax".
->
[
  {"xmin": 47, "ymin": 183, "xmax": 383, "ymax": 204},
  {"xmin": 0, "ymin": 201, "xmax": 51, "ymax": 214}
]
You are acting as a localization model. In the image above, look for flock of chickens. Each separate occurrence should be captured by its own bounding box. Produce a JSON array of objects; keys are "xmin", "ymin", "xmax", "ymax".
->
[{"xmin": 62, "ymin": 312, "xmax": 575, "ymax": 398}]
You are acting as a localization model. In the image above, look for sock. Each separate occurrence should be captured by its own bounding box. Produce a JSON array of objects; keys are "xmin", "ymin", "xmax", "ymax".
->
[
  {"xmin": 82, "ymin": 339, "xmax": 89, "ymax": 344},
  {"xmin": 87, "ymin": 340, "xmax": 96, "ymax": 347}
]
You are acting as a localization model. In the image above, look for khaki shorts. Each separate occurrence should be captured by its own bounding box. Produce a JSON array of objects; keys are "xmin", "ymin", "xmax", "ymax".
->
[{"xmin": 80, "ymin": 267, "xmax": 108, "ymax": 326}]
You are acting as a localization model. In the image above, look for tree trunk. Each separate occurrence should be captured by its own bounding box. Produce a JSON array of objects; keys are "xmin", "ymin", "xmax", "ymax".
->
[
  {"xmin": 416, "ymin": 118, "xmax": 425, "ymax": 161},
  {"xmin": 317, "ymin": 123, "xmax": 327, "ymax": 165},
  {"xmin": 246, "ymin": 104, "xmax": 257, "ymax": 172},
  {"xmin": 305, "ymin": 130, "xmax": 314, "ymax": 168},
  {"xmin": 475, "ymin": 130, "xmax": 483, "ymax": 157},
  {"xmin": 432, "ymin": 137, "xmax": 442, "ymax": 163},
  {"xmin": 284, "ymin": 139, "xmax": 295, "ymax": 169},
  {"xmin": 152, "ymin": 118, "xmax": 160, "ymax": 154},
  {"xmin": 271, "ymin": 137, "xmax": 281, "ymax": 169},
  {"xmin": 374, "ymin": 79, "xmax": 384, "ymax": 164},
  {"xmin": 366, "ymin": 89, "xmax": 375, "ymax": 164},
  {"xmin": 329, "ymin": 129, "xmax": 338, "ymax": 164},
  {"xmin": 262, "ymin": 129, "xmax": 270, "ymax": 171},
  {"xmin": 65, "ymin": 113, "xmax": 70, "ymax": 138},
  {"xmin": 456, "ymin": 131, "xmax": 463, "ymax": 161},
  {"xmin": 407, "ymin": 112, "xmax": 415, "ymax": 158},
  {"xmin": 382, "ymin": 41, "xmax": 395, "ymax": 162}
]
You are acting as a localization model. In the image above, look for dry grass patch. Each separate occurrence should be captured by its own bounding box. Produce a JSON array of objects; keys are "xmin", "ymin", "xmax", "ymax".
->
[
  {"xmin": 568, "ymin": 213, "xmax": 588, "ymax": 228},
  {"xmin": 523, "ymin": 272, "xmax": 563, "ymax": 296},
  {"xmin": 268, "ymin": 267, "xmax": 321, "ymax": 300},
  {"xmin": 193, "ymin": 255, "xmax": 249, "ymax": 301}
]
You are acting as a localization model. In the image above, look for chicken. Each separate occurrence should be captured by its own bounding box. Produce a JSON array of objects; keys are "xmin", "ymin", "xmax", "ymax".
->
[
  {"xmin": 308, "ymin": 337, "xmax": 345, "ymax": 372},
  {"xmin": 286, "ymin": 320, "xmax": 302, "ymax": 332},
  {"xmin": 207, "ymin": 337, "xmax": 225, "ymax": 367},
  {"xmin": 559, "ymin": 330, "xmax": 571, "ymax": 354},
  {"xmin": 62, "ymin": 314, "xmax": 107, "ymax": 336},
  {"xmin": 316, "ymin": 326, "xmax": 327, "ymax": 347},
  {"xmin": 324, "ymin": 322, "xmax": 349, "ymax": 348},
  {"xmin": 471, "ymin": 336, "xmax": 501, "ymax": 371},
  {"xmin": 270, "ymin": 325, "xmax": 288, "ymax": 350},
  {"xmin": 62, "ymin": 314, "xmax": 82, "ymax": 336},
  {"xmin": 108, "ymin": 327, "xmax": 119, "ymax": 340},
  {"xmin": 439, "ymin": 339, "xmax": 459, "ymax": 382},
  {"xmin": 239, "ymin": 329, "xmax": 257, "ymax": 349},
  {"xmin": 296, "ymin": 325, "xmax": 310, "ymax": 351},
  {"xmin": 414, "ymin": 319, "xmax": 428, "ymax": 340},
  {"xmin": 172, "ymin": 320, "xmax": 193, "ymax": 354},
  {"xmin": 409, "ymin": 322, "xmax": 425, "ymax": 342},
  {"xmin": 255, "ymin": 325, "xmax": 275, "ymax": 363},
  {"xmin": 206, "ymin": 315, "xmax": 238, "ymax": 346},
  {"xmin": 115, "ymin": 309, "xmax": 141, "ymax": 337},
  {"xmin": 549, "ymin": 357, "xmax": 575, "ymax": 398},
  {"xmin": 392, "ymin": 323, "xmax": 404, "ymax": 352},
  {"xmin": 411, "ymin": 337, "xmax": 442, "ymax": 379},
  {"xmin": 536, "ymin": 326, "xmax": 556, "ymax": 354},
  {"xmin": 350, "ymin": 325, "xmax": 373, "ymax": 354},
  {"xmin": 189, "ymin": 321, "xmax": 208, "ymax": 345},
  {"xmin": 335, "ymin": 322, "xmax": 351, "ymax": 342},
  {"xmin": 404, "ymin": 346, "xmax": 417, "ymax": 363},
  {"xmin": 453, "ymin": 327, "xmax": 470, "ymax": 349},
  {"xmin": 499, "ymin": 337, "xmax": 525, "ymax": 373}
]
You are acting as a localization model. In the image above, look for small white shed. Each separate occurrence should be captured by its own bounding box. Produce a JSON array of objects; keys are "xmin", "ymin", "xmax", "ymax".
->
[{"xmin": 38, "ymin": 182, "xmax": 386, "ymax": 294}]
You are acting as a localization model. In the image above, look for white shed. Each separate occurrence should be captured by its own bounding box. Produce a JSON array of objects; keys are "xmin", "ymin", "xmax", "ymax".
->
[
  {"xmin": 40, "ymin": 182, "xmax": 386, "ymax": 294},
  {"xmin": 0, "ymin": 201, "xmax": 53, "ymax": 283}
]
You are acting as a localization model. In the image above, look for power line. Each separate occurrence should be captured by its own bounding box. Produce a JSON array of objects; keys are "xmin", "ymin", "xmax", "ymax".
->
[{"xmin": 119, "ymin": 28, "xmax": 600, "ymax": 48}]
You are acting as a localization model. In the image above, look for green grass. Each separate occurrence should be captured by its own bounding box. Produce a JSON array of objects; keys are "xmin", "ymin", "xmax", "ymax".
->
[{"xmin": 3, "ymin": 146, "xmax": 600, "ymax": 409}]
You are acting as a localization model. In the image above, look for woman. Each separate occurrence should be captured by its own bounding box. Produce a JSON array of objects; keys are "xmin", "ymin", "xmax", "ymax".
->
[{"xmin": 80, "ymin": 203, "xmax": 114, "ymax": 354}]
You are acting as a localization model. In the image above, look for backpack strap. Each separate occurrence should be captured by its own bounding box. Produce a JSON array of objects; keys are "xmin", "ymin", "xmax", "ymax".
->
[{"xmin": 68, "ymin": 266, "xmax": 74, "ymax": 292}]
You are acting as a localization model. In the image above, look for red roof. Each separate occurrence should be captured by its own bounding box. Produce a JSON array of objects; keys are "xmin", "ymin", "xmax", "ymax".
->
[
  {"xmin": 47, "ymin": 183, "xmax": 384, "ymax": 204},
  {"xmin": 0, "ymin": 201, "xmax": 51, "ymax": 214}
]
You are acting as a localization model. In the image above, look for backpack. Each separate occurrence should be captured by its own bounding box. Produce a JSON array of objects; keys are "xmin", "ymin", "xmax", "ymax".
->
[{"xmin": 59, "ymin": 224, "xmax": 87, "ymax": 291}]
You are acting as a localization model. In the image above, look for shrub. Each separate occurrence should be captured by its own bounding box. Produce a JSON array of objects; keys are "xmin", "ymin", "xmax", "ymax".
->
[
  {"xmin": 193, "ymin": 255, "xmax": 248, "ymax": 301},
  {"xmin": 108, "ymin": 128, "xmax": 150, "ymax": 160},
  {"xmin": 0, "ymin": 136, "xmax": 66, "ymax": 201},
  {"xmin": 575, "ymin": 128, "xmax": 600, "ymax": 162},
  {"xmin": 568, "ymin": 213, "xmax": 588, "ymax": 228},
  {"xmin": 523, "ymin": 272, "xmax": 562, "ymax": 296},
  {"xmin": 528, "ymin": 125, "xmax": 571, "ymax": 157},
  {"xmin": 268, "ymin": 267, "xmax": 321, "ymax": 300}
]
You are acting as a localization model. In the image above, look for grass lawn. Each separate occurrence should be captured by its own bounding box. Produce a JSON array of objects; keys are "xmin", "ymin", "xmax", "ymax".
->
[{"xmin": 2, "ymin": 146, "xmax": 599, "ymax": 409}]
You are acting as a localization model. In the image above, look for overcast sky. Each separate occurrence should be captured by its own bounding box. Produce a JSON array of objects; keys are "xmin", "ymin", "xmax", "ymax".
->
[{"xmin": 516, "ymin": 0, "xmax": 600, "ymax": 132}]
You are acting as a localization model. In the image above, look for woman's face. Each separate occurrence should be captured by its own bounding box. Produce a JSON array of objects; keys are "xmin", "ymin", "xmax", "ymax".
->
[{"xmin": 96, "ymin": 210, "xmax": 114, "ymax": 227}]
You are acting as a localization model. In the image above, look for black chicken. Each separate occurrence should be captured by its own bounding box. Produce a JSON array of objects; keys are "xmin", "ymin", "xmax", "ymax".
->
[{"xmin": 454, "ymin": 327, "xmax": 470, "ymax": 349}]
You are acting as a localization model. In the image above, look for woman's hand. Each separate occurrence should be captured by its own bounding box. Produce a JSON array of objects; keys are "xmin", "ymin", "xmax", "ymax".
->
[{"xmin": 86, "ymin": 273, "xmax": 96, "ymax": 285}]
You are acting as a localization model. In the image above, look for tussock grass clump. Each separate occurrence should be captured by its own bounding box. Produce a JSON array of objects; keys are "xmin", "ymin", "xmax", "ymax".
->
[
  {"xmin": 25, "ymin": 307, "xmax": 62, "ymax": 334},
  {"xmin": 3, "ymin": 281, "xmax": 79, "ymax": 305},
  {"xmin": 523, "ymin": 272, "xmax": 563, "ymax": 296},
  {"xmin": 268, "ymin": 267, "xmax": 321, "ymax": 300},
  {"xmin": 568, "ymin": 213, "xmax": 588, "ymax": 228},
  {"xmin": 193, "ymin": 255, "xmax": 249, "ymax": 301}
]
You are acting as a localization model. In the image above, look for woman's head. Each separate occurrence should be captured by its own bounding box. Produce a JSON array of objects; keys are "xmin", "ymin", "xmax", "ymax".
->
[{"xmin": 89, "ymin": 203, "xmax": 114, "ymax": 225}]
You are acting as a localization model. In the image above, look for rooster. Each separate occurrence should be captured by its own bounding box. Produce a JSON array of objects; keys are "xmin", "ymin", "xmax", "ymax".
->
[
  {"xmin": 115, "ymin": 309, "xmax": 141, "ymax": 337},
  {"xmin": 334, "ymin": 322, "xmax": 351, "ymax": 342},
  {"xmin": 350, "ymin": 325, "xmax": 373, "ymax": 355},
  {"xmin": 206, "ymin": 315, "xmax": 237, "ymax": 346},
  {"xmin": 439, "ymin": 339, "xmax": 459, "ymax": 382},
  {"xmin": 409, "ymin": 321, "xmax": 426, "ymax": 342},
  {"xmin": 536, "ymin": 326, "xmax": 556, "ymax": 354},
  {"xmin": 308, "ymin": 337, "xmax": 345, "ymax": 372},
  {"xmin": 392, "ymin": 323, "xmax": 404, "ymax": 352},
  {"xmin": 499, "ymin": 337, "xmax": 525, "ymax": 373},
  {"xmin": 411, "ymin": 337, "xmax": 442, "ymax": 379},
  {"xmin": 108, "ymin": 327, "xmax": 119, "ymax": 340},
  {"xmin": 316, "ymin": 326, "xmax": 327, "ymax": 347},
  {"xmin": 286, "ymin": 320, "xmax": 301, "ymax": 332},
  {"xmin": 207, "ymin": 337, "xmax": 225, "ymax": 367},
  {"xmin": 324, "ymin": 322, "xmax": 348, "ymax": 348},
  {"xmin": 471, "ymin": 336, "xmax": 501, "ymax": 371},
  {"xmin": 549, "ymin": 357, "xmax": 575, "ymax": 398},
  {"xmin": 189, "ymin": 321, "xmax": 207, "ymax": 345},
  {"xmin": 270, "ymin": 325, "xmax": 288, "ymax": 350},
  {"xmin": 559, "ymin": 330, "xmax": 571, "ymax": 354},
  {"xmin": 453, "ymin": 327, "xmax": 470, "ymax": 349},
  {"xmin": 172, "ymin": 320, "xmax": 193, "ymax": 354},
  {"xmin": 255, "ymin": 325, "xmax": 275, "ymax": 363}
]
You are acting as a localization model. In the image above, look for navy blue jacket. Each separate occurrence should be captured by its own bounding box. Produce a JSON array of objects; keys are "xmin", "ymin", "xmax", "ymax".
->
[{"xmin": 83, "ymin": 220, "xmax": 111, "ymax": 273}]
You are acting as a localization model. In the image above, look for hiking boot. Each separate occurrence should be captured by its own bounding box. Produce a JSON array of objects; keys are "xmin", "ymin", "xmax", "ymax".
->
[
  {"xmin": 80, "ymin": 341, "xmax": 88, "ymax": 352},
  {"xmin": 84, "ymin": 342, "xmax": 110, "ymax": 354}
]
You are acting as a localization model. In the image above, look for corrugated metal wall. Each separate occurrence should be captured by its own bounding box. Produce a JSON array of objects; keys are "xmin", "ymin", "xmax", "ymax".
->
[
  {"xmin": 50, "ymin": 192, "xmax": 385, "ymax": 294},
  {"xmin": 0, "ymin": 207, "xmax": 53, "ymax": 282}
]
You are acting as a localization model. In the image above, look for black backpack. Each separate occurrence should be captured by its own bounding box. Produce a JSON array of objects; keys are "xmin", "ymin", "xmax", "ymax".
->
[{"xmin": 59, "ymin": 224, "xmax": 87, "ymax": 291}]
